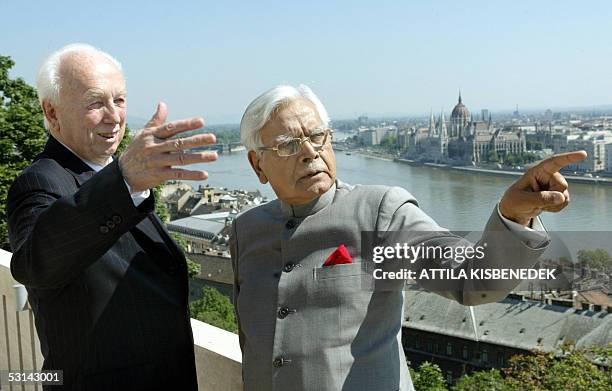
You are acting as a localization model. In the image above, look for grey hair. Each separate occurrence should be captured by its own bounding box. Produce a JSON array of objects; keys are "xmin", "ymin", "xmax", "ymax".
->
[
  {"xmin": 36, "ymin": 43, "xmax": 122, "ymax": 128},
  {"xmin": 239, "ymin": 84, "xmax": 330, "ymax": 152}
]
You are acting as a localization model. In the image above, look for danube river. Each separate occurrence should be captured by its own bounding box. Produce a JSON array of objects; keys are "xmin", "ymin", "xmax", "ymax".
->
[{"xmin": 190, "ymin": 149, "xmax": 611, "ymax": 232}]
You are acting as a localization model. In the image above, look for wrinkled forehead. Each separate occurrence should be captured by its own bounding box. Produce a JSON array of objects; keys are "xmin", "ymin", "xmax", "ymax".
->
[
  {"xmin": 58, "ymin": 52, "xmax": 125, "ymax": 98},
  {"xmin": 268, "ymin": 98, "xmax": 323, "ymax": 137}
]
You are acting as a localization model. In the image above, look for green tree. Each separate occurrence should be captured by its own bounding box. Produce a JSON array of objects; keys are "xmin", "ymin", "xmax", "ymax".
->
[
  {"xmin": 115, "ymin": 124, "xmax": 132, "ymax": 156},
  {"xmin": 380, "ymin": 135, "xmax": 397, "ymax": 148},
  {"xmin": 0, "ymin": 55, "xmax": 47, "ymax": 250},
  {"xmin": 452, "ymin": 369, "xmax": 511, "ymax": 391},
  {"xmin": 409, "ymin": 362, "xmax": 448, "ymax": 391},
  {"xmin": 486, "ymin": 149, "xmax": 499, "ymax": 163},
  {"xmin": 170, "ymin": 233, "xmax": 201, "ymax": 278},
  {"xmin": 522, "ymin": 152, "xmax": 538, "ymax": 164},
  {"xmin": 189, "ymin": 286, "xmax": 238, "ymax": 333},
  {"xmin": 577, "ymin": 249, "xmax": 611, "ymax": 269},
  {"xmin": 503, "ymin": 348, "xmax": 612, "ymax": 391}
]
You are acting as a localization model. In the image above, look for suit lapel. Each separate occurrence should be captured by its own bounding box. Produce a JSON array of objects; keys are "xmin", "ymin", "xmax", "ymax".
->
[
  {"xmin": 147, "ymin": 213, "xmax": 186, "ymax": 264},
  {"xmin": 39, "ymin": 135, "xmax": 185, "ymax": 264},
  {"xmin": 37, "ymin": 136, "xmax": 96, "ymax": 186}
]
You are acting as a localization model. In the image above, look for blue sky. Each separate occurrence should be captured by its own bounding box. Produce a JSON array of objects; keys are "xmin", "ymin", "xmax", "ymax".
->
[{"xmin": 2, "ymin": 1, "xmax": 611, "ymax": 124}]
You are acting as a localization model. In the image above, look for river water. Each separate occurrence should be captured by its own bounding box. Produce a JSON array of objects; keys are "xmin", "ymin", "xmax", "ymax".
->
[{"xmin": 190, "ymin": 148, "xmax": 611, "ymax": 232}]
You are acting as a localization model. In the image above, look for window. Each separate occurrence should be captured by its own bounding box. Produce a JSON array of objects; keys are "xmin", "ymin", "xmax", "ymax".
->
[
  {"xmin": 497, "ymin": 352, "xmax": 505, "ymax": 367},
  {"xmin": 446, "ymin": 371, "xmax": 453, "ymax": 384},
  {"xmin": 482, "ymin": 349, "xmax": 488, "ymax": 363},
  {"xmin": 462, "ymin": 345, "xmax": 468, "ymax": 359},
  {"xmin": 446, "ymin": 343, "xmax": 453, "ymax": 356}
]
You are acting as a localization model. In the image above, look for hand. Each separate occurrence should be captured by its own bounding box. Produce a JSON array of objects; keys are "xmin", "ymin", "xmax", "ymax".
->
[
  {"xmin": 499, "ymin": 150, "xmax": 587, "ymax": 226},
  {"xmin": 118, "ymin": 102, "xmax": 218, "ymax": 192}
]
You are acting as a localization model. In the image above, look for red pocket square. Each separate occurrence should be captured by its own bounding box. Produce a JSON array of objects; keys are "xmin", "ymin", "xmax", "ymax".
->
[{"xmin": 322, "ymin": 244, "xmax": 353, "ymax": 267}]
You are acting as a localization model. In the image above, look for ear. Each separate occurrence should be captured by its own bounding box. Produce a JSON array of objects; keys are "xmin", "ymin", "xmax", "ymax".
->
[
  {"xmin": 248, "ymin": 150, "xmax": 268, "ymax": 184},
  {"xmin": 42, "ymin": 100, "xmax": 60, "ymax": 133}
]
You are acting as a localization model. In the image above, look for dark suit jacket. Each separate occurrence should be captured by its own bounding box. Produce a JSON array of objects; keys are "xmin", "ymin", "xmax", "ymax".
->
[{"xmin": 7, "ymin": 136, "xmax": 198, "ymax": 390}]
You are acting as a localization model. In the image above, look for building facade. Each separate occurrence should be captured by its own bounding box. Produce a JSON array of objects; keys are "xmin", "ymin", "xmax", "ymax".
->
[{"xmin": 408, "ymin": 92, "xmax": 526, "ymax": 164}]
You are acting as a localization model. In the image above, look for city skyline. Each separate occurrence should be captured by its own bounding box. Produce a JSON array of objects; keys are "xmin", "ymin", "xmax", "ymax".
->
[{"xmin": 2, "ymin": 1, "xmax": 612, "ymax": 124}]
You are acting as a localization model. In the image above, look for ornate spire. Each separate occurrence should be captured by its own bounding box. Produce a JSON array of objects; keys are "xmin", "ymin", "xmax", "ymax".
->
[
  {"xmin": 458, "ymin": 89, "xmax": 462, "ymax": 104},
  {"xmin": 438, "ymin": 109, "xmax": 447, "ymax": 139},
  {"xmin": 428, "ymin": 108, "xmax": 436, "ymax": 137}
]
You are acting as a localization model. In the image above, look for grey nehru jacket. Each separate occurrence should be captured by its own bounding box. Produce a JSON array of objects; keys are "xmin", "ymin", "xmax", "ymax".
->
[{"xmin": 230, "ymin": 180, "xmax": 550, "ymax": 391}]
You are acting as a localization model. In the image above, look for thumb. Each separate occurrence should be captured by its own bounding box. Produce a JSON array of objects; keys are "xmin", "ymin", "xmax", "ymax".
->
[
  {"xmin": 531, "ymin": 190, "xmax": 566, "ymax": 207},
  {"xmin": 145, "ymin": 102, "xmax": 167, "ymax": 128}
]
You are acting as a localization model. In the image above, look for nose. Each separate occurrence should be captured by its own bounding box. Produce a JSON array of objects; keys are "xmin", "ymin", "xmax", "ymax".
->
[
  {"xmin": 104, "ymin": 102, "xmax": 121, "ymax": 124},
  {"xmin": 300, "ymin": 139, "xmax": 319, "ymax": 163}
]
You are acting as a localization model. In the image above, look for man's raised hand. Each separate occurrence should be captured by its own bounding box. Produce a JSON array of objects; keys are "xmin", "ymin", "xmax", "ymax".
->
[
  {"xmin": 499, "ymin": 150, "xmax": 588, "ymax": 226},
  {"xmin": 118, "ymin": 102, "xmax": 218, "ymax": 192}
]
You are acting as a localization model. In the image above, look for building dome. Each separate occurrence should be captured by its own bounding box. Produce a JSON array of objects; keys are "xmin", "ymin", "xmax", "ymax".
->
[{"xmin": 451, "ymin": 92, "xmax": 470, "ymax": 120}]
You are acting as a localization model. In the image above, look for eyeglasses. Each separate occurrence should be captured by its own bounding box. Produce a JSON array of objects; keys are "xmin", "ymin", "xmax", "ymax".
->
[{"xmin": 258, "ymin": 128, "xmax": 333, "ymax": 157}]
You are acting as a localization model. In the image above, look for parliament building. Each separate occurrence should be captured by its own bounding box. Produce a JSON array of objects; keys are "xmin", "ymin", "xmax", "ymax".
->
[{"xmin": 407, "ymin": 93, "xmax": 526, "ymax": 164}]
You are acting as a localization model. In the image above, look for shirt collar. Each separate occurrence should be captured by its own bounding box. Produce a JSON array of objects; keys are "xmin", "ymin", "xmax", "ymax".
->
[
  {"xmin": 279, "ymin": 180, "xmax": 337, "ymax": 218},
  {"xmin": 52, "ymin": 135, "xmax": 113, "ymax": 172}
]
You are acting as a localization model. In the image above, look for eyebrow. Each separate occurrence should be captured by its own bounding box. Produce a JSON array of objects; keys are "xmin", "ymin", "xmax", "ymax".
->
[
  {"xmin": 83, "ymin": 88, "xmax": 127, "ymax": 101},
  {"xmin": 274, "ymin": 133, "xmax": 295, "ymax": 143},
  {"xmin": 273, "ymin": 125, "xmax": 326, "ymax": 143}
]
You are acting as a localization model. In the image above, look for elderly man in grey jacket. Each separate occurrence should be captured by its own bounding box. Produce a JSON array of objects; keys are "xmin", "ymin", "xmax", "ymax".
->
[{"xmin": 230, "ymin": 84, "xmax": 586, "ymax": 391}]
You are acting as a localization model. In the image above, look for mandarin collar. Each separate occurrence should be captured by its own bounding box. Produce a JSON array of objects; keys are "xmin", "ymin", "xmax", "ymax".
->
[{"xmin": 280, "ymin": 181, "xmax": 337, "ymax": 218}]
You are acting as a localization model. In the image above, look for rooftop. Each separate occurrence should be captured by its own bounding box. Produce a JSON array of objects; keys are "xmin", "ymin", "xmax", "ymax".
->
[{"xmin": 404, "ymin": 289, "xmax": 611, "ymax": 354}]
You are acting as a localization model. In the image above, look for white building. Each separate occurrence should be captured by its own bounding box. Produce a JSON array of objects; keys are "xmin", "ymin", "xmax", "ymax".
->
[{"xmin": 565, "ymin": 131, "xmax": 612, "ymax": 172}]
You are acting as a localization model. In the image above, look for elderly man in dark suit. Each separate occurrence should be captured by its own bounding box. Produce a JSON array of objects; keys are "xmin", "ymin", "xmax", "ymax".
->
[
  {"xmin": 231, "ymin": 84, "xmax": 587, "ymax": 390},
  {"xmin": 7, "ymin": 44, "xmax": 218, "ymax": 390}
]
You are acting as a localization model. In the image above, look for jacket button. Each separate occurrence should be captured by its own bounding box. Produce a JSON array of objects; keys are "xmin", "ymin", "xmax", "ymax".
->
[
  {"xmin": 106, "ymin": 221, "xmax": 115, "ymax": 229},
  {"xmin": 99, "ymin": 226, "xmax": 109, "ymax": 234},
  {"xmin": 283, "ymin": 263, "xmax": 295, "ymax": 273},
  {"xmin": 278, "ymin": 307, "xmax": 292, "ymax": 319},
  {"xmin": 112, "ymin": 215, "xmax": 122, "ymax": 224},
  {"xmin": 285, "ymin": 220, "xmax": 296, "ymax": 229},
  {"xmin": 273, "ymin": 357, "xmax": 289, "ymax": 367}
]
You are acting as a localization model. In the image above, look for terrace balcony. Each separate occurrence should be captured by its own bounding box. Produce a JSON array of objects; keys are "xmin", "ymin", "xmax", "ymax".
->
[{"xmin": 0, "ymin": 248, "xmax": 243, "ymax": 390}]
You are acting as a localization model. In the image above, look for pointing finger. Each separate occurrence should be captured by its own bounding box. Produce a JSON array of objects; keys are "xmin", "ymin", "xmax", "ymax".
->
[{"xmin": 538, "ymin": 150, "xmax": 587, "ymax": 174}]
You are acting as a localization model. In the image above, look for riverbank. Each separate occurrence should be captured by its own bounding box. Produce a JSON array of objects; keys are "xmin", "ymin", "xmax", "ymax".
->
[
  {"xmin": 394, "ymin": 158, "xmax": 612, "ymax": 186},
  {"xmin": 354, "ymin": 150, "xmax": 394, "ymax": 161}
]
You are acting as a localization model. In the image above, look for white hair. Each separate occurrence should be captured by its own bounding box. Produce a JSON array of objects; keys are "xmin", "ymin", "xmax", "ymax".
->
[
  {"xmin": 36, "ymin": 43, "xmax": 122, "ymax": 128},
  {"xmin": 240, "ymin": 84, "xmax": 330, "ymax": 152}
]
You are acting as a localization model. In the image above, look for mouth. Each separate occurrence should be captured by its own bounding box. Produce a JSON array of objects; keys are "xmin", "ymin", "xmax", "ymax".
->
[
  {"xmin": 299, "ymin": 169, "xmax": 327, "ymax": 180},
  {"xmin": 97, "ymin": 131, "xmax": 119, "ymax": 142}
]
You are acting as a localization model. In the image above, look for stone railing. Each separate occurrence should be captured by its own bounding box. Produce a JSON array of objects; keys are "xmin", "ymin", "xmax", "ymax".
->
[{"xmin": 0, "ymin": 249, "xmax": 242, "ymax": 390}]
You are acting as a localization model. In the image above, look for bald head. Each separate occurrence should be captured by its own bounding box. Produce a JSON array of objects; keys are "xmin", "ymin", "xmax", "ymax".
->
[
  {"xmin": 38, "ymin": 44, "xmax": 128, "ymax": 165},
  {"xmin": 57, "ymin": 50, "xmax": 125, "ymax": 106},
  {"xmin": 37, "ymin": 43, "xmax": 123, "ymax": 107}
]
